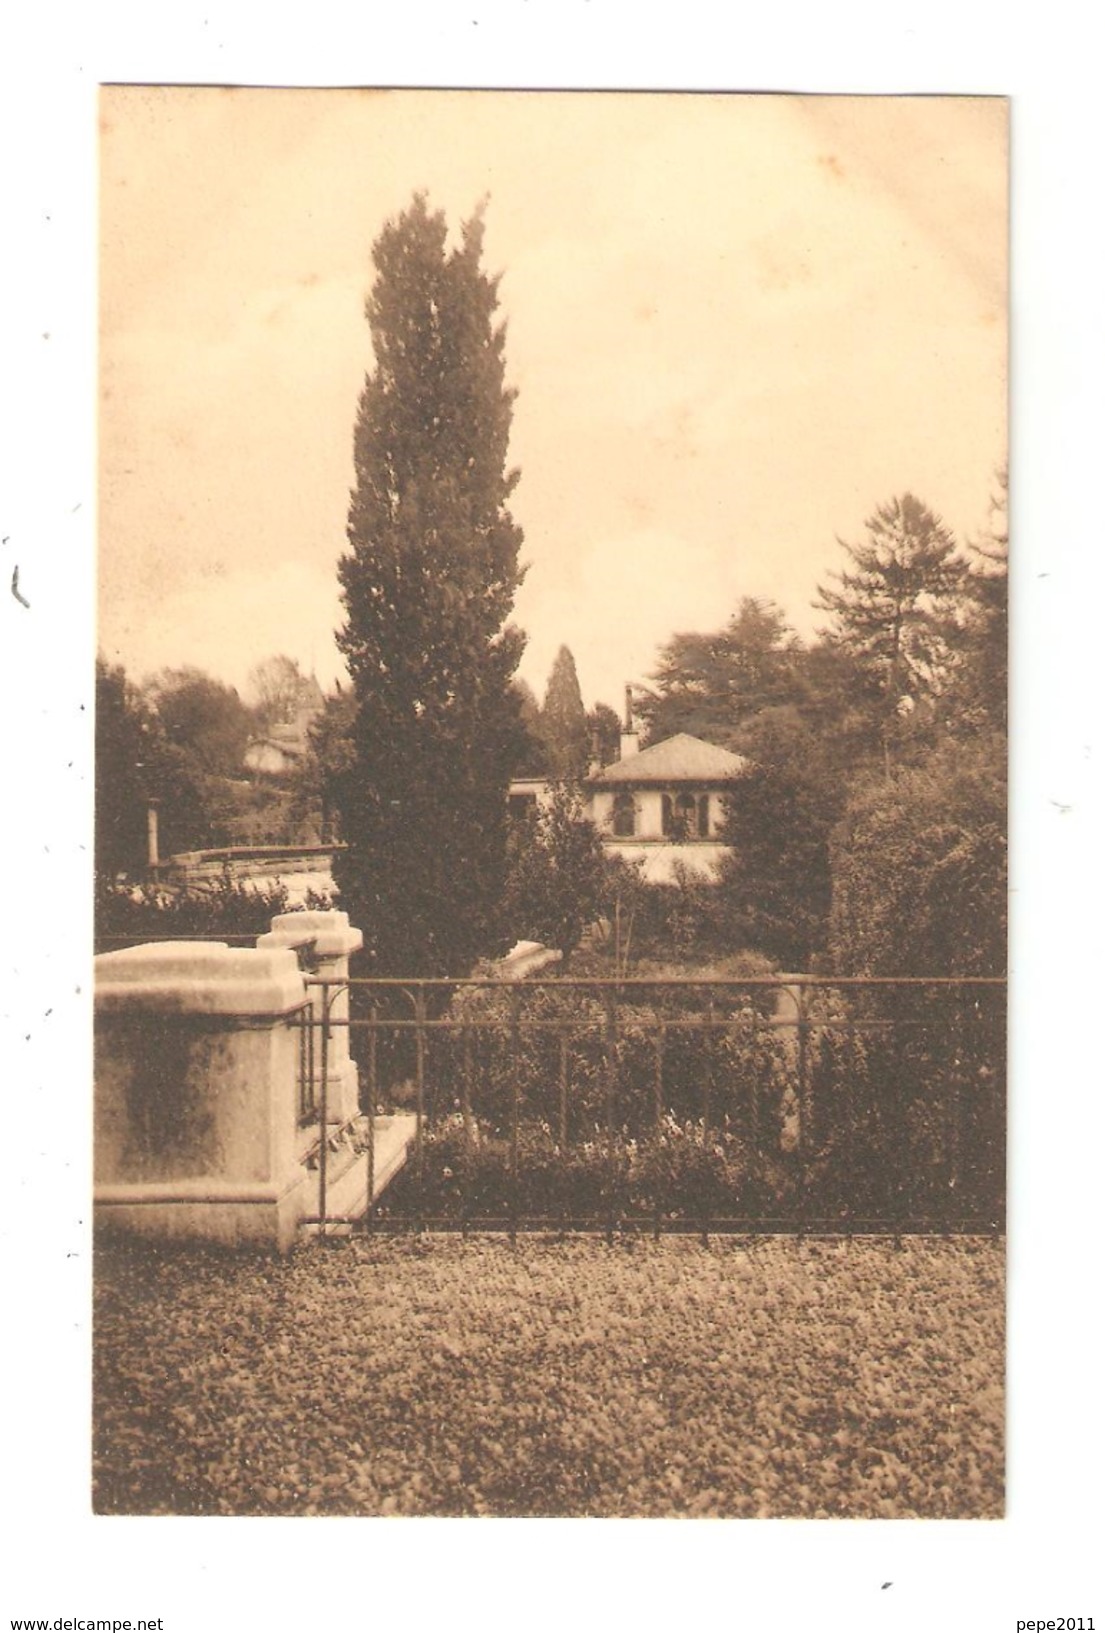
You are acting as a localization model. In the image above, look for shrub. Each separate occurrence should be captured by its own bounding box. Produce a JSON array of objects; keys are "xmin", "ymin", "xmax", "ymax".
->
[
  {"xmin": 95, "ymin": 868, "xmax": 295, "ymax": 943},
  {"xmin": 383, "ymin": 1112, "xmax": 785, "ymax": 1225}
]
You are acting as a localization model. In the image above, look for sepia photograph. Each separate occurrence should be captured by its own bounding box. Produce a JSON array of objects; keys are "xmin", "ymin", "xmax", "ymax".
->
[{"xmin": 90, "ymin": 86, "xmax": 1010, "ymax": 1522}]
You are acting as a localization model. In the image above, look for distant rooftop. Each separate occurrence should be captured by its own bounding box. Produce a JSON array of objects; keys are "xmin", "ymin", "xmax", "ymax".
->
[{"xmin": 590, "ymin": 732, "xmax": 748, "ymax": 785}]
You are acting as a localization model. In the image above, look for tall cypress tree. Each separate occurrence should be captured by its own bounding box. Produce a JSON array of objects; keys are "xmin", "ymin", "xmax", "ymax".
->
[
  {"xmin": 540, "ymin": 644, "xmax": 590, "ymax": 777},
  {"xmin": 334, "ymin": 195, "xmax": 526, "ymax": 976}
]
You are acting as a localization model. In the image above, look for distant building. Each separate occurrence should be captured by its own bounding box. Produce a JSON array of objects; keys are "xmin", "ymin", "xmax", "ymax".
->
[
  {"xmin": 587, "ymin": 729, "xmax": 746, "ymax": 882},
  {"xmin": 244, "ymin": 673, "xmax": 326, "ymax": 777},
  {"xmin": 509, "ymin": 694, "xmax": 747, "ymax": 884}
]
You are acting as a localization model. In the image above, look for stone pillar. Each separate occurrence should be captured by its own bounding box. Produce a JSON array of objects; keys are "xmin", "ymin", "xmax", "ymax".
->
[
  {"xmin": 146, "ymin": 799, "xmax": 161, "ymax": 874},
  {"xmin": 258, "ymin": 910, "xmax": 364, "ymax": 1126},
  {"xmin": 94, "ymin": 941, "xmax": 309, "ymax": 1250}
]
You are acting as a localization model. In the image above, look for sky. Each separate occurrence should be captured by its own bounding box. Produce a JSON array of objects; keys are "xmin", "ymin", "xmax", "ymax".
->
[{"xmin": 98, "ymin": 89, "xmax": 1007, "ymax": 711}]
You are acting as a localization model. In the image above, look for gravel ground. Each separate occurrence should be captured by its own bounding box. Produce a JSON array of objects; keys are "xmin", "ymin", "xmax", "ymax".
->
[{"xmin": 93, "ymin": 1233, "xmax": 1003, "ymax": 1518}]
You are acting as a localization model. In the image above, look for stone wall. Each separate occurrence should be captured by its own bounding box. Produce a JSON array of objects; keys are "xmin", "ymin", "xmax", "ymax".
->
[{"xmin": 93, "ymin": 912, "xmax": 412, "ymax": 1251}]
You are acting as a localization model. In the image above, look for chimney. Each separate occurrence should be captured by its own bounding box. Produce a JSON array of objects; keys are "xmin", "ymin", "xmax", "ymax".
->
[{"xmin": 619, "ymin": 683, "xmax": 640, "ymax": 763}]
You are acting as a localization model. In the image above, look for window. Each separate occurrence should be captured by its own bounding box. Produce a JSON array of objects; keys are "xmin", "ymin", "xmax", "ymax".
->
[
  {"xmin": 612, "ymin": 792, "xmax": 636, "ymax": 837},
  {"xmin": 663, "ymin": 789, "xmax": 711, "ymax": 839}
]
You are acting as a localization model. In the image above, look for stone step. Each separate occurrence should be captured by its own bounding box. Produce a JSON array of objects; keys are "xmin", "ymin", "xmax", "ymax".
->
[{"xmin": 299, "ymin": 1114, "xmax": 417, "ymax": 1236}]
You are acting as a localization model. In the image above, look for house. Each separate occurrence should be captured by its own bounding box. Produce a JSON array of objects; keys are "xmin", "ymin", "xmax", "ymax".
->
[
  {"xmin": 510, "ymin": 697, "xmax": 747, "ymax": 884},
  {"xmin": 244, "ymin": 673, "xmax": 326, "ymax": 776},
  {"xmin": 585, "ymin": 723, "xmax": 746, "ymax": 883}
]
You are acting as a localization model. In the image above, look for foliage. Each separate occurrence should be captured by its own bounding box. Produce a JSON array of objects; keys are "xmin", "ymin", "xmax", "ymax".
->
[
  {"xmin": 291, "ymin": 688, "xmax": 359, "ymax": 843},
  {"xmin": 815, "ymin": 494, "xmax": 967, "ymax": 767},
  {"xmin": 369, "ymin": 969, "xmax": 1002, "ymax": 1231},
  {"xmin": 585, "ymin": 700, "xmax": 622, "ymax": 768},
  {"xmin": 215, "ymin": 780, "xmax": 309, "ymax": 848},
  {"xmin": 95, "ymin": 657, "xmax": 226, "ymax": 873},
  {"xmin": 539, "ymin": 645, "xmax": 590, "ymax": 777},
  {"xmin": 94, "ymin": 1236, "xmax": 1004, "ymax": 1517},
  {"xmin": 388, "ymin": 1114, "xmax": 782, "ymax": 1225},
  {"xmin": 95, "ymin": 868, "xmax": 294, "ymax": 941},
  {"xmin": 948, "ymin": 468, "xmax": 1008, "ymax": 738},
  {"xmin": 638, "ymin": 597, "xmax": 802, "ymax": 748},
  {"xmin": 829, "ymin": 735, "xmax": 1006, "ymax": 979},
  {"xmin": 145, "ymin": 666, "xmax": 254, "ymax": 778},
  {"xmin": 800, "ymin": 981, "xmax": 1005, "ymax": 1227},
  {"xmin": 511, "ymin": 678, "xmax": 549, "ymax": 774},
  {"xmin": 502, "ymin": 782, "xmax": 608, "ymax": 960},
  {"xmin": 390, "ymin": 973, "xmax": 791, "ymax": 1156},
  {"xmin": 248, "ymin": 654, "xmax": 307, "ymax": 730},
  {"xmin": 95, "ymin": 657, "xmax": 158, "ymax": 877},
  {"xmin": 716, "ymin": 707, "xmax": 845, "ymax": 968},
  {"xmin": 334, "ymin": 194, "xmax": 527, "ymax": 976},
  {"xmin": 590, "ymin": 868, "xmax": 770, "ymax": 970}
]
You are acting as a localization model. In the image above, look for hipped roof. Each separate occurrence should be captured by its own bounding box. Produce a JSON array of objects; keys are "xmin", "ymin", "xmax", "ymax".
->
[{"xmin": 590, "ymin": 732, "xmax": 748, "ymax": 785}]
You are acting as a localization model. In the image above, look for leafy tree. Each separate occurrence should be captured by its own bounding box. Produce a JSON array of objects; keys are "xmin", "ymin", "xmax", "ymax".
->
[
  {"xmin": 512, "ymin": 678, "xmax": 549, "ymax": 774},
  {"xmin": 639, "ymin": 597, "xmax": 802, "ymax": 748},
  {"xmin": 789, "ymin": 636, "xmax": 887, "ymax": 778},
  {"xmin": 815, "ymin": 494, "xmax": 966, "ymax": 768},
  {"xmin": 290, "ymin": 687, "xmax": 359, "ymax": 843},
  {"xmin": 828, "ymin": 736, "xmax": 1006, "ymax": 978},
  {"xmin": 334, "ymin": 194, "xmax": 527, "ymax": 977},
  {"xmin": 95, "ymin": 657, "xmax": 220, "ymax": 878},
  {"xmin": 503, "ymin": 782, "xmax": 608, "ymax": 962},
  {"xmin": 146, "ymin": 666, "xmax": 253, "ymax": 778},
  {"xmin": 539, "ymin": 644, "xmax": 590, "ymax": 777},
  {"xmin": 585, "ymin": 701, "xmax": 622, "ymax": 768},
  {"xmin": 249, "ymin": 654, "xmax": 307, "ymax": 730},
  {"xmin": 716, "ymin": 707, "xmax": 845, "ymax": 968},
  {"xmin": 96, "ymin": 658, "xmax": 157, "ymax": 877}
]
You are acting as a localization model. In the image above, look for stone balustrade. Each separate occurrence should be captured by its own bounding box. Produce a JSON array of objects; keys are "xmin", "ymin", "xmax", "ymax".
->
[{"xmin": 257, "ymin": 910, "xmax": 363, "ymax": 1126}]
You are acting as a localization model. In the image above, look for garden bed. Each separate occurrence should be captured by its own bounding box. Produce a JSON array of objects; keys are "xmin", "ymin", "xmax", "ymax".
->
[{"xmin": 93, "ymin": 1233, "xmax": 1003, "ymax": 1518}]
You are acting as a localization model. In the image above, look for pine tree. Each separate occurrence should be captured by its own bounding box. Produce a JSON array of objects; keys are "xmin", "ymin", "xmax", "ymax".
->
[
  {"xmin": 334, "ymin": 195, "xmax": 527, "ymax": 976},
  {"xmin": 955, "ymin": 468, "xmax": 1008, "ymax": 736},
  {"xmin": 815, "ymin": 493, "xmax": 966, "ymax": 768},
  {"xmin": 540, "ymin": 645, "xmax": 590, "ymax": 777}
]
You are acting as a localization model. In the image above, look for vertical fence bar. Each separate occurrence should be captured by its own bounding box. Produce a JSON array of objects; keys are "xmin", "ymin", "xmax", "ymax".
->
[
  {"xmin": 991, "ymin": 990, "xmax": 1007, "ymax": 1232},
  {"xmin": 700, "ymin": 1000, "xmax": 716, "ymax": 1245},
  {"xmin": 796, "ymin": 985, "xmax": 811, "ymax": 1155},
  {"xmin": 748, "ymin": 1022, "xmax": 761, "ymax": 1194},
  {"xmin": 558, "ymin": 1032, "xmax": 569, "ymax": 1151},
  {"xmin": 318, "ymin": 981, "xmax": 330, "ymax": 1239},
  {"xmin": 795, "ymin": 985, "xmax": 811, "ymax": 1234},
  {"xmin": 843, "ymin": 1011, "xmax": 857, "ymax": 1222},
  {"xmin": 462, "ymin": 1025, "xmax": 475, "ymax": 1237},
  {"xmin": 509, "ymin": 987, "xmax": 522, "ymax": 1245},
  {"xmin": 307, "ymin": 1000, "xmax": 315, "ymax": 1119},
  {"xmin": 414, "ymin": 985, "xmax": 426, "ymax": 1236},
  {"xmin": 364, "ymin": 1001, "xmax": 378, "ymax": 1234},
  {"xmin": 702, "ymin": 1000, "xmax": 715, "ymax": 1147},
  {"xmin": 653, "ymin": 1026, "xmax": 665, "ymax": 1242},
  {"xmin": 604, "ymin": 989, "xmax": 617, "ymax": 1244},
  {"xmin": 945, "ymin": 992, "xmax": 962, "ymax": 1231}
]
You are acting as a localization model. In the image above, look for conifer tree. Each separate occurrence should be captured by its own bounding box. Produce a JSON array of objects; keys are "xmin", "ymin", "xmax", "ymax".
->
[
  {"xmin": 815, "ymin": 493, "xmax": 965, "ymax": 769},
  {"xmin": 540, "ymin": 645, "xmax": 590, "ymax": 777},
  {"xmin": 334, "ymin": 195, "xmax": 526, "ymax": 976}
]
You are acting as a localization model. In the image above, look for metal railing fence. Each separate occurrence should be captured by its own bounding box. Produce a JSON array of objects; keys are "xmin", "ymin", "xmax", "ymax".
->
[{"xmin": 305, "ymin": 974, "xmax": 1005, "ymax": 1239}]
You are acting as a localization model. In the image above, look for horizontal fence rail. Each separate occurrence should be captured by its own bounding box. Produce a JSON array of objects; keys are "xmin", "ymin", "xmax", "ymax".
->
[{"xmin": 305, "ymin": 974, "xmax": 1005, "ymax": 1239}]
